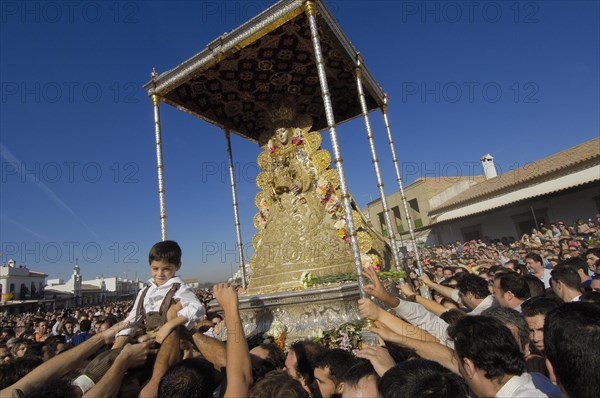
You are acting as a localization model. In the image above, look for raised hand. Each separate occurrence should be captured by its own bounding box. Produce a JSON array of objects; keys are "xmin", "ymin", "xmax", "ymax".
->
[
  {"xmin": 119, "ymin": 340, "xmax": 157, "ymax": 369},
  {"xmin": 353, "ymin": 344, "xmax": 396, "ymax": 377},
  {"xmin": 362, "ymin": 266, "xmax": 388, "ymax": 300},
  {"xmin": 213, "ymin": 283, "xmax": 239, "ymax": 313},
  {"xmin": 358, "ymin": 298, "xmax": 382, "ymax": 321}
]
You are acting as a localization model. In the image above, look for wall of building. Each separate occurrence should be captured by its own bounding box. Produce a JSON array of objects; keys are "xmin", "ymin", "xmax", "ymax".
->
[
  {"xmin": 1, "ymin": 263, "xmax": 46, "ymax": 300},
  {"xmin": 430, "ymin": 186, "xmax": 599, "ymax": 244}
]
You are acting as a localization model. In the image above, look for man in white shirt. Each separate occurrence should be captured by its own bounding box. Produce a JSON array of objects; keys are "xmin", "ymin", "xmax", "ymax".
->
[
  {"xmin": 492, "ymin": 272, "xmax": 530, "ymax": 312},
  {"xmin": 455, "ymin": 274, "xmax": 495, "ymax": 315},
  {"xmin": 549, "ymin": 265, "xmax": 583, "ymax": 303},
  {"xmin": 449, "ymin": 315, "xmax": 559, "ymax": 398},
  {"xmin": 525, "ymin": 253, "xmax": 551, "ymax": 288}
]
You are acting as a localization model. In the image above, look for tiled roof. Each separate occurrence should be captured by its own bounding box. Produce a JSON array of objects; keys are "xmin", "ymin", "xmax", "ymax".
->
[{"xmin": 429, "ymin": 137, "xmax": 600, "ymax": 214}]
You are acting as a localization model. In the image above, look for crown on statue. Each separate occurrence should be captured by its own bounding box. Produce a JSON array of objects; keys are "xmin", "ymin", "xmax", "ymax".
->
[{"xmin": 268, "ymin": 95, "xmax": 296, "ymax": 128}]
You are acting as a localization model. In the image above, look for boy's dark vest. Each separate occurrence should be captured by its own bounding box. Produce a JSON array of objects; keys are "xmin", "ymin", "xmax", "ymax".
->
[{"xmin": 135, "ymin": 283, "xmax": 180, "ymax": 332}]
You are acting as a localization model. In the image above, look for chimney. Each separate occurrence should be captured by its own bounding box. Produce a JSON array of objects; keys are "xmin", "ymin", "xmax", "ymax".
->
[{"xmin": 481, "ymin": 154, "xmax": 498, "ymax": 180}]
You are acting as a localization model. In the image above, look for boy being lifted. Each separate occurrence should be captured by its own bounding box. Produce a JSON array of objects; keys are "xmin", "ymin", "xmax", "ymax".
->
[{"xmin": 114, "ymin": 240, "xmax": 206, "ymax": 347}]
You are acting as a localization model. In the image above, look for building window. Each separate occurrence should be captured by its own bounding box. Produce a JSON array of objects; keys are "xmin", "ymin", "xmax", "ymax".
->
[
  {"xmin": 392, "ymin": 206, "xmax": 404, "ymax": 233},
  {"xmin": 378, "ymin": 212, "xmax": 388, "ymax": 237},
  {"xmin": 409, "ymin": 199, "xmax": 422, "ymax": 228}
]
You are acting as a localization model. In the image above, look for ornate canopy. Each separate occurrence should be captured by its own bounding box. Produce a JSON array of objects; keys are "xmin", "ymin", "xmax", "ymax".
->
[{"xmin": 143, "ymin": 0, "xmax": 385, "ymax": 143}]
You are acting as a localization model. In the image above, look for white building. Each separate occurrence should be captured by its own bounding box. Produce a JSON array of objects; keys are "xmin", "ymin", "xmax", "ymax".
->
[
  {"xmin": 45, "ymin": 262, "xmax": 144, "ymax": 307},
  {"xmin": 0, "ymin": 259, "xmax": 47, "ymax": 301}
]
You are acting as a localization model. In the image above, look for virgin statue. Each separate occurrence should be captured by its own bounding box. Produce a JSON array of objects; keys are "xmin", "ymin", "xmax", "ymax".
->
[{"xmin": 247, "ymin": 98, "xmax": 389, "ymax": 294}]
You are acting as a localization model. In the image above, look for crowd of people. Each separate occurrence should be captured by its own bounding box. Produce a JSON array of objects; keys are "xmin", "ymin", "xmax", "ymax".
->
[{"xmin": 0, "ymin": 215, "xmax": 599, "ymax": 397}]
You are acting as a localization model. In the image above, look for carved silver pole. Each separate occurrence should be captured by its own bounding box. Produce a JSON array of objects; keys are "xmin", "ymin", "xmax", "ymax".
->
[
  {"xmin": 224, "ymin": 129, "xmax": 247, "ymax": 289},
  {"xmin": 381, "ymin": 95, "xmax": 423, "ymax": 274},
  {"xmin": 306, "ymin": 3, "xmax": 366, "ymax": 296},
  {"xmin": 355, "ymin": 57, "xmax": 401, "ymax": 272},
  {"xmin": 152, "ymin": 94, "xmax": 168, "ymax": 241}
]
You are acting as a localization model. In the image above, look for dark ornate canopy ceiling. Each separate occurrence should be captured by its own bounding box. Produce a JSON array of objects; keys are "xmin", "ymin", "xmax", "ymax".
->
[{"xmin": 144, "ymin": 0, "xmax": 385, "ymax": 143}]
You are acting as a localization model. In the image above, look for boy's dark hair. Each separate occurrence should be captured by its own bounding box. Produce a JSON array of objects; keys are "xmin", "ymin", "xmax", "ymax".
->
[
  {"xmin": 149, "ymin": 240, "xmax": 182, "ymax": 266},
  {"xmin": 497, "ymin": 273, "xmax": 530, "ymax": 300},
  {"xmin": 449, "ymin": 316, "xmax": 526, "ymax": 380},
  {"xmin": 521, "ymin": 297, "xmax": 560, "ymax": 318},
  {"xmin": 378, "ymin": 359, "xmax": 468, "ymax": 398},
  {"xmin": 550, "ymin": 265, "xmax": 582, "ymax": 291},
  {"xmin": 158, "ymin": 357, "xmax": 217, "ymax": 398},
  {"xmin": 544, "ymin": 302, "xmax": 600, "ymax": 398},
  {"xmin": 456, "ymin": 274, "xmax": 489, "ymax": 299},
  {"xmin": 313, "ymin": 348, "xmax": 357, "ymax": 387}
]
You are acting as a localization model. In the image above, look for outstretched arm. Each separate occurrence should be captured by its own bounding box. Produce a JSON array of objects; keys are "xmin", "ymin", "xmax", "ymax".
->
[
  {"xmin": 85, "ymin": 340, "xmax": 156, "ymax": 398},
  {"xmin": 214, "ymin": 283, "xmax": 252, "ymax": 398},
  {"xmin": 358, "ymin": 298, "xmax": 439, "ymax": 343},
  {"xmin": 369, "ymin": 320, "xmax": 458, "ymax": 374},
  {"xmin": 420, "ymin": 273, "xmax": 460, "ymax": 302},
  {"xmin": 2, "ymin": 321, "xmax": 127, "ymax": 397},
  {"xmin": 399, "ymin": 281, "xmax": 448, "ymax": 317},
  {"xmin": 192, "ymin": 331, "xmax": 227, "ymax": 370}
]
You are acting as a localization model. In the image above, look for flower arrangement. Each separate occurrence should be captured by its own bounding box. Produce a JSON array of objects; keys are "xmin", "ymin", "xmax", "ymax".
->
[
  {"xmin": 312, "ymin": 319, "xmax": 366, "ymax": 351},
  {"xmin": 300, "ymin": 270, "xmax": 406, "ymax": 288},
  {"xmin": 361, "ymin": 253, "xmax": 381, "ymax": 271}
]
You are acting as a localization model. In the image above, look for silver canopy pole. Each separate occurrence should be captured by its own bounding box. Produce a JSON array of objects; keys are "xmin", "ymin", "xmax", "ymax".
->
[
  {"xmin": 151, "ymin": 93, "xmax": 168, "ymax": 241},
  {"xmin": 306, "ymin": 2, "xmax": 366, "ymax": 296},
  {"xmin": 355, "ymin": 57, "xmax": 402, "ymax": 272},
  {"xmin": 381, "ymin": 95, "xmax": 423, "ymax": 274},
  {"xmin": 224, "ymin": 129, "xmax": 247, "ymax": 289}
]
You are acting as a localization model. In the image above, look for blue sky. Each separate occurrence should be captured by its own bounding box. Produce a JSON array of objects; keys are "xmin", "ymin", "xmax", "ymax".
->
[{"xmin": 1, "ymin": 0, "xmax": 598, "ymax": 283}]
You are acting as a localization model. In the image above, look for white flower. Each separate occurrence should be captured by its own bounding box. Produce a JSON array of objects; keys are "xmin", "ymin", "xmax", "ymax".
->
[{"xmin": 334, "ymin": 219, "xmax": 346, "ymax": 229}]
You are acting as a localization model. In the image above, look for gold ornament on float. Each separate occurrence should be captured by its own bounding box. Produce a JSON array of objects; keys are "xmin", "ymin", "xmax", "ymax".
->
[
  {"xmin": 311, "ymin": 150, "xmax": 331, "ymax": 174},
  {"xmin": 357, "ymin": 231, "xmax": 373, "ymax": 254}
]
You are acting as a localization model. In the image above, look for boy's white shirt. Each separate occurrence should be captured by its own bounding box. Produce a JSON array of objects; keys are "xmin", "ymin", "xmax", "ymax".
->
[{"xmin": 117, "ymin": 276, "xmax": 205, "ymax": 337}]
